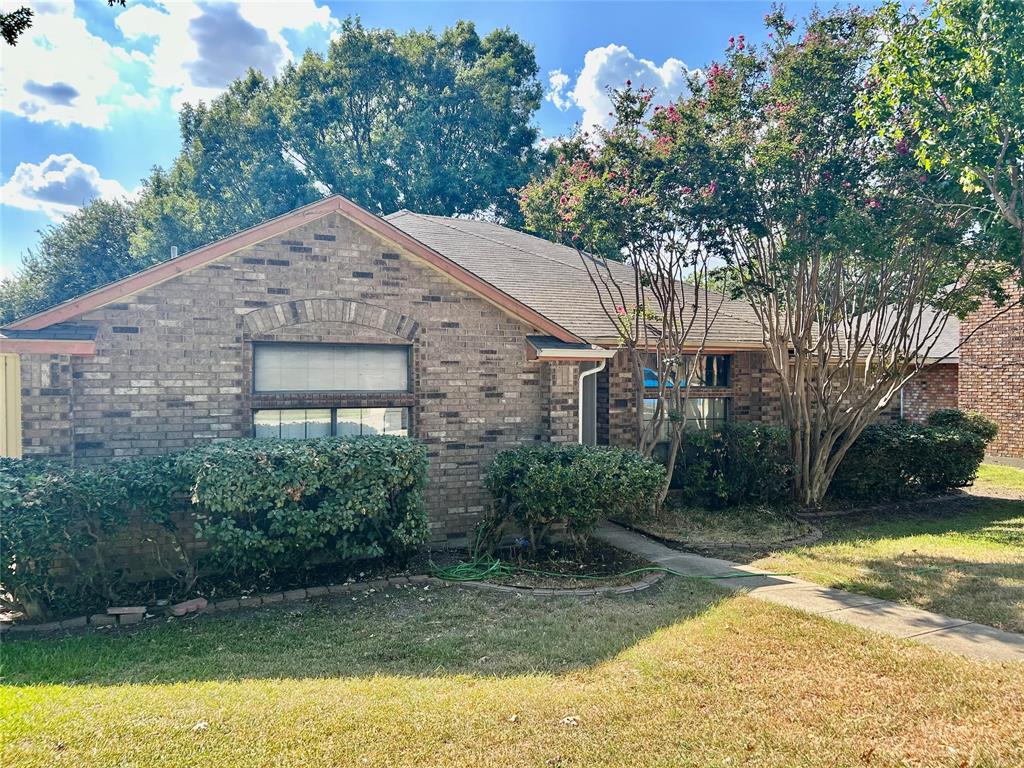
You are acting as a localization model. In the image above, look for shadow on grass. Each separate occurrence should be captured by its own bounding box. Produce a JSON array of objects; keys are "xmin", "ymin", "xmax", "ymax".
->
[
  {"xmin": 1, "ymin": 578, "xmax": 729, "ymax": 687},
  {"xmin": 720, "ymin": 497, "xmax": 1024, "ymax": 565},
  {"xmin": 748, "ymin": 498, "xmax": 1024, "ymax": 632}
]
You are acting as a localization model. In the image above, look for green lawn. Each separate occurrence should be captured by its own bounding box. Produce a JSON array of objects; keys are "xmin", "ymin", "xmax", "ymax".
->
[
  {"xmin": 972, "ymin": 462, "xmax": 1024, "ymax": 497},
  {"xmin": 3, "ymin": 579, "xmax": 1023, "ymax": 767},
  {"xmin": 753, "ymin": 496, "xmax": 1024, "ymax": 632}
]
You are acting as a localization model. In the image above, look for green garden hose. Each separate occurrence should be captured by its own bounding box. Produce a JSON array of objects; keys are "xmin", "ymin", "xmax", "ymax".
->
[{"xmin": 430, "ymin": 556, "xmax": 795, "ymax": 583}]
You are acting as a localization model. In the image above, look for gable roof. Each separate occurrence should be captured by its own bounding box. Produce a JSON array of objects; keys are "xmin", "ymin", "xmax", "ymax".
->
[
  {"xmin": 385, "ymin": 211, "xmax": 767, "ymax": 346},
  {"xmin": 3, "ymin": 196, "xmax": 584, "ymax": 344}
]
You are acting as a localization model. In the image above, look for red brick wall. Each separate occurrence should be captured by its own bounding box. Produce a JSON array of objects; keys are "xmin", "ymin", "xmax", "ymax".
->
[
  {"xmin": 959, "ymin": 280, "xmax": 1024, "ymax": 460},
  {"xmin": 901, "ymin": 363, "xmax": 959, "ymax": 423}
]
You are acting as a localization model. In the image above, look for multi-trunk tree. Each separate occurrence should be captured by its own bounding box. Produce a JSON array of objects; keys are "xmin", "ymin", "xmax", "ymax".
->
[
  {"xmin": 523, "ymin": 7, "xmax": 1017, "ymax": 509},
  {"xmin": 521, "ymin": 87, "xmax": 725, "ymax": 504}
]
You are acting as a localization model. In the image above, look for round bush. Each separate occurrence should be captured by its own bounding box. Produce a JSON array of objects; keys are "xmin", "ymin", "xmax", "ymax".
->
[{"xmin": 484, "ymin": 444, "xmax": 665, "ymax": 550}]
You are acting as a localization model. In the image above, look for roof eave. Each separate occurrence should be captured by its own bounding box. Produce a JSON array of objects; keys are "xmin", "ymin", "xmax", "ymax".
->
[{"xmin": 3, "ymin": 195, "xmax": 586, "ymax": 345}]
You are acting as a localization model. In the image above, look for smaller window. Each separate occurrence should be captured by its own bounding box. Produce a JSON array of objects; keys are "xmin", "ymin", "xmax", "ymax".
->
[
  {"xmin": 643, "ymin": 354, "xmax": 730, "ymax": 388},
  {"xmin": 643, "ymin": 396, "xmax": 729, "ymax": 439}
]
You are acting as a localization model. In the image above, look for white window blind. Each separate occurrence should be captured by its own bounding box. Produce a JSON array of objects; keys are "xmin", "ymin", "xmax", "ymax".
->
[{"xmin": 254, "ymin": 344, "xmax": 409, "ymax": 392}]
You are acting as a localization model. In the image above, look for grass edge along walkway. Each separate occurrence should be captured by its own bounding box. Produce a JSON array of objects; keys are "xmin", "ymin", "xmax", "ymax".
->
[{"xmin": 595, "ymin": 522, "xmax": 1024, "ymax": 662}]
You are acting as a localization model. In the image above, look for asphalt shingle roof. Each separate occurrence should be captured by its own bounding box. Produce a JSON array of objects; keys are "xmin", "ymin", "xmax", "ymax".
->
[{"xmin": 384, "ymin": 211, "xmax": 766, "ymax": 347}]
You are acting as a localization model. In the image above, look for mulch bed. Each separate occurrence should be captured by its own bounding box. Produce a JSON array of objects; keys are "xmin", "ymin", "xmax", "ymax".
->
[{"xmin": 463, "ymin": 539, "xmax": 655, "ymax": 590}]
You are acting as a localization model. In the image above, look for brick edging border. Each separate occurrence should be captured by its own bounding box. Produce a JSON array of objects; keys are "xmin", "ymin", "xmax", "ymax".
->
[{"xmin": 0, "ymin": 571, "xmax": 667, "ymax": 636}]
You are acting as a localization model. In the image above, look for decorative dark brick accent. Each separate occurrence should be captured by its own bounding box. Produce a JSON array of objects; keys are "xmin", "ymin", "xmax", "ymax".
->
[
  {"xmin": 267, "ymin": 288, "xmax": 290, "ymax": 295},
  {"xmin": 353, "ymin": 271, "xmax": 374, "ymax": 278},
  {"xmin": 111, "ymin": 326, "xmax": 139, "ymax": 334},
  {"xmin": 313, "ymin": 233, "xmax": 336, "ymax": 241},
  {"xmin": 242, "ymin": 257, "xmax": 265, "ymax": 265},
  {"xmin": 267, "ymin": 258, "xmax": 290, "ymax": 267}
]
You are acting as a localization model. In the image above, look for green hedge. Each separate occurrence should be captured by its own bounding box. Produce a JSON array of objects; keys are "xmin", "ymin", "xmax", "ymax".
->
[
  {"xmin": 670, "ymin": 423, "xmax": 792, "ymax": 507},
  {"xmin": 668, "ymin": 411, "xmax": 994, "ymax": 507},
  {"xmin": 484, "ymin": 444, "xmax": 665, "ymax": 550},
  {"xmin": 829, "ymin": 420, "xmax": 989, "ymax": 502},
  {"xmin": 0, "ymin": 437, "xmax": 428, "ymax": 620}
]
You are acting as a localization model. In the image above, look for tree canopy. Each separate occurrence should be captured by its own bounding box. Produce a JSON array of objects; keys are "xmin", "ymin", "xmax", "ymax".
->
[
  {"xmin": 861, "ymin": 0, "xmax": 1024, "ymax": 267},
  {"xmin": 2, "ymin": 18, "xmax": 543, "ymax": 322},
  {"xmin": 520, "ymin": 6, "xmax": 1016, "ymax": 507}
]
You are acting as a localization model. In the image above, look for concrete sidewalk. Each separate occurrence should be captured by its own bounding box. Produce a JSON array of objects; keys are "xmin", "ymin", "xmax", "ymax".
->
[{"xmin": 596, "ymin": 522, "xmax": 1024, "ymax": 662}]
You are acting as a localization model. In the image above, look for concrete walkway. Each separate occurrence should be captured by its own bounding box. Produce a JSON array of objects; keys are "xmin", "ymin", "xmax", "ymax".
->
[{"xmin": 596, "ymin": 522, "xmax": 1024, "ymax": 662}]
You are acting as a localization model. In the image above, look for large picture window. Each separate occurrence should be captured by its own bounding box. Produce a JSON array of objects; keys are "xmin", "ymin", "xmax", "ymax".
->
[
  {"xmin": 254, "ymin": 343, "xmax": 409, "ymax": 393},
  {"xmin": 254, "ymin": 407, "xmax": 409, "ymax": 439}
]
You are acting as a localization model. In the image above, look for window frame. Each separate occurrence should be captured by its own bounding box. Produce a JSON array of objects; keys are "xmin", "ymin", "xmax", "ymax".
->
[
  {"xmin": 642, "ymin": 395, "xmax": 731, "ymax": 439},
  {"xmin": 251, "ymin": 341, "xmax": 412, "ymax": 395}
]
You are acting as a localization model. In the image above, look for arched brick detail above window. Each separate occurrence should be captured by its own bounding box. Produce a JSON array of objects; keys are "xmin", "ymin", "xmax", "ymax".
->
[{"xmin": 242, "ymin": 299, "xmax": 420, "ymax": 341}]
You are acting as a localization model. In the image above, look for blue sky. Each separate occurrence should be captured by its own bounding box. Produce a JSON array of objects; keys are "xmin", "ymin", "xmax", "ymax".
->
[{"xmin": 0, "ymin": 1, "xmax": 834, "ymax": 275}]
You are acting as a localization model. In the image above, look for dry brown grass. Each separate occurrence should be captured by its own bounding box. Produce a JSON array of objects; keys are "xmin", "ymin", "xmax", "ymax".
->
[{"xmin": 3, "ymin": 580, "xmax": 1022, "ymax": 767}]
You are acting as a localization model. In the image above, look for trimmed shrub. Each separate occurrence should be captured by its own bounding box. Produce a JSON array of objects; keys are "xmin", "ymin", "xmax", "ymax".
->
[
  {"xmin": 0, "ymin": 458, "xmax": 136, "ymax": 620},
  {"xmin": 927, "ymin": 408, "xmax": 999, "ymax": 442},
  {"xmin": 0, "ymin": 437, "xmax": 429, "ymax": 620},
  {"xmin": 670, "ymin": 424, "xmax": 791, "ymax": 507},
  {"xmin": 184, "ymin": 437, "xmax": 429, "ymax": 574},
  {"xmin": 667, "ymin": 410, "xmax": 991, "ymax": 508},
  {"xmin": 484, "ymin": 444, "xmax": 665, "ymax": 550},
  {"xmin": 829, "ymin": 419, "xmax": 988, "ymax": 502}
]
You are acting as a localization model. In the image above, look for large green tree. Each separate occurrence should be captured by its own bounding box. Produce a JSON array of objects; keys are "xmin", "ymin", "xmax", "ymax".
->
[
  {"xmin": 0, "ymin": 199, "xmax": 143, "ymax": 324},
  {"xmin": 131, "ymin": 71, "xmax": 319, "ymax": 264},
  {"xmin": 277, "ymin": 18, "xmax": 542, "ymax": 220},
  {"xmin": 862, "ymin": 0, "xmax": 1024, "ymax": 267},
  {"xmin": 2, "ymin": 18, "xmax": 543, "ymax": 323}
]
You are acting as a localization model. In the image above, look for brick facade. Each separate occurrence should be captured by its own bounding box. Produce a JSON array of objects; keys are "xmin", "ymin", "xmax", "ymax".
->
[
  {"xmin": 900, "ymin": 363, "xmax": 958, "ymax": 423},
  {"xmin": 17, "ymin": 211, "xmax": 567, "ymax": 541},
  {"xmin": 959, "ymin": 281, "xmax": 1024, "ymax": 461}
]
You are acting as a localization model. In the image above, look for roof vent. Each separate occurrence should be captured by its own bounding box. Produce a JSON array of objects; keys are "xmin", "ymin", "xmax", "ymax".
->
[{"xmin": 170, "ymin": 246, "xmax": 178, "ymax": 259}]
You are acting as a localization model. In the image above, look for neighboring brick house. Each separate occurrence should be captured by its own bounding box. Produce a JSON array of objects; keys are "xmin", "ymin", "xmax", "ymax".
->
[
  {"xmin": 898, "ymin": 311, "xmax": 960, "ymax": 424},
  {"xmin": 0, "ymin": 195, "xmax": 980, "ymax": 536},
  {"xmin": 959, "ymin": 280, "xmax": 1024, "ymax": 465}
]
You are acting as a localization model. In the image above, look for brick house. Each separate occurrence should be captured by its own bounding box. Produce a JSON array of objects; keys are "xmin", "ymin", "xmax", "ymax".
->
[
  {"xmin": 0, "ymin": 195, "xmax": 968, "ymax": 538},
  {"xmin": 958, "ymin": 281, "xmax": 1024, "ymax": 465}
]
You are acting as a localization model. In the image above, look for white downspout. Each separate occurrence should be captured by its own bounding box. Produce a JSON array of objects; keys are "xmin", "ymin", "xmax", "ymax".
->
[{"xmin": 578, "ymin": 360, "xmax": 606, "ymax": 444}]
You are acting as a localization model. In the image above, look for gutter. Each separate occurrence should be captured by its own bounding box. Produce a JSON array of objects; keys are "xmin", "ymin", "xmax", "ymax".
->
[{"xmin": 578, "ymin": 359, "xmax": 607, "ymax": 444}]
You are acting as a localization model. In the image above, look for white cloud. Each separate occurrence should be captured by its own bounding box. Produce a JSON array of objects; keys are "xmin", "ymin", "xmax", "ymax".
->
[
  {"xmin": 116, "ymin": 0, "xmax": 338, "ymax": 110},
  {"xmin": 545, "ymin": 69, "xmax": 571, "ymax": 111},
  {"xmin": 562, "ymin": 45, "xmax": 695, "ymax": 133},
  {"xmin": 0, "ymin": 153, "xmax": 129, "ymax": 220},
  {"xmin": 0, "ymin": 1, "xmax": 153, "ymax": 128},
  {"xmin": 0, "ymin": 0, "xmax": 338, "ymax": 127}
]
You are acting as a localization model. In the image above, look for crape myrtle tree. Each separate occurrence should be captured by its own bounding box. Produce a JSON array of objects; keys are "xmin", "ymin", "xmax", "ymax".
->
[
  {"xmin": 520, "ymin": 87, "xmax": 725, "ymax": 504},
  {"xmin": 678, "ymin": 7, "xmax": 1014, "ymax": 507},
  {"xmin": 862, "ymin": 0, "xmax": 1024, "ymax": 270}
]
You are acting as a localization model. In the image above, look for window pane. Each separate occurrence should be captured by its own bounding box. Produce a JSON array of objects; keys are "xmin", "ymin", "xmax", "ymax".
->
[
  {"xmin": 254, "ymin": 410, "xmax": 281, "ymax": 438},
  {"xmin": 381, "ymin": 407, "xmax": 408, "ymax": 436},
  {"xmin": 254, "ymin": 344, "xmax": 408, "ymax": 392},
  {"xmin": 335, "ymin": 408, "xmax": 363, "ymax": 437}
]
